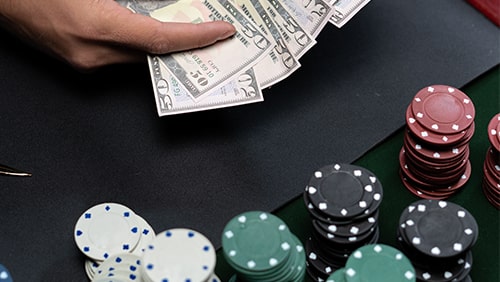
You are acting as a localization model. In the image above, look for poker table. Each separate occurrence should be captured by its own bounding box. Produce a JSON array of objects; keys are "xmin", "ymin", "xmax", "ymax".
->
[
  {"xmin": 214, "ymin": 65, "xmax": 500, "ymax": 281},
  {"xmin": 0, "ymin": 1, "xmax": 498, "ymax": 281}
]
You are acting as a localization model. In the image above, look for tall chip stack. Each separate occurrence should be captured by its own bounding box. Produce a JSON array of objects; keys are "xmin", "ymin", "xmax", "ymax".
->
[
  {"xmin": 482, "ymin": 113, "xmax": 500, "ymax": 209},
  {"xmin": 397, "ymin": 199, "xmax": 478, "ymax": 282},
  {"xmin": 221, "ymin": 211, "xmax": 306, "ymax": 282},
  {"xmin": 399, "ymin": 85, "xmax": 476, "ymax": 199},
  {"xmin": 302, "ymin": 163, "xmax": 383, "ymax": 281}
]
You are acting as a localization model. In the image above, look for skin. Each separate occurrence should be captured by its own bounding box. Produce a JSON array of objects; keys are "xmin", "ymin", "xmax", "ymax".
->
[{"xmin": 0, "ymin": 0, "xmax": 236, "ymax": 71}]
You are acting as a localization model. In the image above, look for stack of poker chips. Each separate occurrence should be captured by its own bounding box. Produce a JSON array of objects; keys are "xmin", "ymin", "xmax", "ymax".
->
[
  {"xmin": 302, "ymin": 163, "xmax": 383, "ymax": 281},
  {"xmin": 396, "ymin": 199, "xmax": 478, "ymax": 282},
  {"xmin": 399, "ymin": 85, "xmax": 475, "ymax": 199},
  {"xmin": 73, "ymin": 202, "xmax": 157, "ymax": 281},
  {"xmin": 482, "ymin": 113, "xmax": 500, "ymax": 208},
  {"xmin": 221, "ymin": 211, "xmax": 306, "ymax": 282},
  {"xmin": 74, "ymin": 202, "xmax": 222, "ymax": 282},
  {"xmin": 325, "ymin": 244, "xmax": 416, "ymax": 282}
]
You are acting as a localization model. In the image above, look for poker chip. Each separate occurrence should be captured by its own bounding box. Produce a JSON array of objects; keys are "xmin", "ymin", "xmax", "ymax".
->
[
  {"xmin": 482, "ymin": 113, "xmax": 500, "ymax": 209},
  {"xmin": 343, "ymin": 244, "xmax": 415, "ymax": 282},
  {"xmin": 306, "ymin": 164, "xmax": 380, "ymax": 220},
  {"xmin": 326, "ymin": 267, "xmax": 347, "ymax": 282},
  {"xmin": 396, "ymin": 200, "xmax": 478, "ymax": 282},
  {"xmin": 130, "ymin": 214, "xmax": 156, "ymax": 256},
  {"xmin": 401, "ymin": 200, "xmax": 478, "ymax": 258},
  {"xmin": 221, "ymin": 211, "xmax": 305, "ymax": 282},
  {"xmin": 400, "ymin": 85, "xmax": 475, "ymax": 199},
  {"xmin": 84, "ymin": 259, "xmax": 100, "ymax": 280},
  {"xmin": 303, "ymin": 163, "xmax": 383, "ymax": 281},
  {"xmin": 411, "ymin": 85, "xmax": 475, "ymax": 134},
  {"xmin": 0, "ymin": 264, "xmax": 13, "ymax": 282},
  {"xmin": 487, "ymin": 113, "xmax": 500, "ymax": 152},
  {"xmin": 92, "ymin": 253, "xmax": 143, "ymax": 281},
  {"xmin": 74, "ymin": 202, "xmax": 142, "ymax": 261},
  {"xmin": 141, "ymin": 228, "xmax": 216, "ymax": 282},
  {"xmin": 406, "ymin": 106, "xmax": 469, "ymax": 146}
]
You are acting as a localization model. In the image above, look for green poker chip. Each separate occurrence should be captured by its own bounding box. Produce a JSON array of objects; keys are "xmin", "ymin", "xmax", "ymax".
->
[
  {"xmin": 327, "ymin": 267, "xmax": 347, "ymax": 282},
  {"xmin": 344, "ymin": 244, "xmax": 416, "ymax": 282},
  {"xmin": 222, "ymin": 211, "xmax": 293, "ymax": 273}
]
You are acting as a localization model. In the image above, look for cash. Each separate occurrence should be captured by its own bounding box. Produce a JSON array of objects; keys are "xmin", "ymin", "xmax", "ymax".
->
[{"xmin": 117, "ymin": 0, "xmax": 371, "ymax": 116}]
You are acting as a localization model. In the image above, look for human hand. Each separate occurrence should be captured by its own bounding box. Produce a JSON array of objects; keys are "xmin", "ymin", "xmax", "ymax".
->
[{"xmin": 0, "ymin": 0, "xmax": 236, "ymax": 71}]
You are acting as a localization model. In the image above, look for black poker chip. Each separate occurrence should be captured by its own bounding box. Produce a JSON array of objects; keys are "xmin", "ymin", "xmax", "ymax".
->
[
  {"xmin": 400, "ymin": 200, "xmax": 478, "ymax": 258},
  {"xmin": 314, "ymin": 210, "xmax": 379, "ymax": 238},
  {"xmin": 396, "ymin": 200, "xmax": 478, "ymax": 282},
  {"xmin": 305, "ymin": 163, "xmax": 383, "ymax": 220}
]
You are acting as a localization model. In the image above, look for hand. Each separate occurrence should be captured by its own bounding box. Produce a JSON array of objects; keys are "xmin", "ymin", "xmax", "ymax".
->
[{"xmin": 0, "ymin": 0, "xmax": 236, "ymax": 71}]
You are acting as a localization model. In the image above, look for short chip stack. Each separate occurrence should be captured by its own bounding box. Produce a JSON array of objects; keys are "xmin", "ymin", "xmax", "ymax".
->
[
  {"xmin": 396, "ymin": 199, "xmax": 478, "ymax": 282},
  {"xmin": 482, "ymin": 113, "xmax": 500, "ymax": 209},
  {"xmin": 222, "ymin": 211, "xmax": 306, "ymax": 282},
  {"xmin": 325, "ymin": 244, "xmax": 416, "ymax": 282},
  {"xmin": 74, "ymin": 202, "xmax": 221, "ymax": 282},
  {"xmin": 399, "ymin": 85, "xmax": 475, "ymax": 199},
  {"xmin": 302, "ymin": 163, "xmax": 383, "ymax": 281},
  {"xmin": 73, "ymin": 202, "xmax": 156, "ymax": 280}
]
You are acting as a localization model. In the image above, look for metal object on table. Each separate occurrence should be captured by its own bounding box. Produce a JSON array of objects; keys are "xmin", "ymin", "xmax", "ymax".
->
[{"xmin": 0, "ymin": 163, "xmax": 32, "ymax": 177}]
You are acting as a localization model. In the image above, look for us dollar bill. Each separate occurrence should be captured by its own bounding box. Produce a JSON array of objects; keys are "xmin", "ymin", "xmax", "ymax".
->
[
  {"xmin": 148, "ymin": 56, "xmax": 263, "ymax": 116},
  {"xmin": 330, "ymin": 0, "xmax": 371, "ymax": 28},
  {"xmin": 257, "ymin": 0, "xmax": 316, "ymax": 60},
  {"xmin": 279, "ymin": 0, "xmax": 334, "ymax": 38},
  {"xmin": 233, "ymin": 0, "xmax": 301, "ymax": 88},
  {"xmin": 118, "ymin": 0, "xmax": 267, "ymax": 115},
  {"xmin": 149, "ymin": 0, "xmax": 273, "ymax": 101},
  {"xmin": 116, "ymin": 0, "xmax": 174, "ymax": 14}
]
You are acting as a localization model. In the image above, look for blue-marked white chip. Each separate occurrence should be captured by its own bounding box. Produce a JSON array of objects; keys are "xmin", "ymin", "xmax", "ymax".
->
[
  {"xmin": 73, "ymin": 202, "xmax": 141, "ymax": 261},
  {"xmin": 141, "ymin": 228, "xmax": 216, "ymax": 282}
]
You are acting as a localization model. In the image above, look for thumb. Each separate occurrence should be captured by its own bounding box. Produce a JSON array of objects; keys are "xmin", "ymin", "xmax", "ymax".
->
[{"xmin": 104, "ymin": 6, "xmax": 236, "ymax": 54}]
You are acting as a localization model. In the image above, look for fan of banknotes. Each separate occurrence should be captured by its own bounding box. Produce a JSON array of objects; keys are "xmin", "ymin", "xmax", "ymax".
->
[{"xmin": 117, "ymin": 0, "xmax": 371, "ymax": 116}]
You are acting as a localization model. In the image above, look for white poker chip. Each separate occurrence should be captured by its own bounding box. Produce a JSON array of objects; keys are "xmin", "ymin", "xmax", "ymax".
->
[
  {"xmin": 142, "ymin": 228, "xmax": 216, "ymax": 282},
  {"xmin": 131, "ymin": 214, "xmax": 156, "ymax": 256},
  {"xmin": 93, "ymin": 253, "xmax": 142, "ymax": 282},
  {"xmin": 206, "ymin": 273, "xmax": 221, "ymax": 282},
  {"xmin": 84, "ymin": 259, "xmax": 100, "ymax": 280},
  {"xmin": 74, "ymin": 203, "xmax": 141, "ymax": 261}
]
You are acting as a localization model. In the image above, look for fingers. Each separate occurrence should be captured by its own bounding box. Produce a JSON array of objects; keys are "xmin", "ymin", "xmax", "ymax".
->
[
  {"xmin": 148, "ymin": 21, "xmax": 237, "ymax": 54},
  {"xmin": 103, "ymin": 6, "xmax": 236, "ymax": 55}
]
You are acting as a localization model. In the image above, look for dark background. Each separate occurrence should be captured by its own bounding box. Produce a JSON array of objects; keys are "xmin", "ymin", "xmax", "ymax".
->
[{"xmin": 0, "ymin": 0, "xmax": 498, "ymax": 281}]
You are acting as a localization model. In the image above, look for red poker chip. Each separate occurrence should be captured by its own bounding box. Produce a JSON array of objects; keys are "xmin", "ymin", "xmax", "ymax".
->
[
  {"xmin": 399, "ymin": 148, "xmax": 469, "ymax": 189},
  {"xmin": 404, "ymin": 130, "xmax": 469, "ymax": 163},
  {"xmin": 487, "ymin": 113, "xmax": 500, "ymax": 152},
  {"xmin": 483, "ymin": 160, "xmax": 500, "ymax": 191},
  {"xmin": 399, "ymin": 170, "xmax": 450, "ymax": 200},
  {"xmin": 403, "ymin": 141, "xmax": 469, "ymax": 174},
  {"xmin": 411, "ymin": 85, "xmax": 475, "ymax": 134},
  {"xmin": 486, "ymin": 146, "xmax": 500, "ymax": 165},
  {"xmin": 482, "ymin": 181, "xmax": 500, "ymax": 209},
  {"xmin": 399, "ymin": 147, "xmax": 471, "ymax": 199},
  {"xmin": 408, "ymin": 160, "xmax": 467, "ymax": 186},
  {"xmin": 425, "ymin": 160, "xmax": 472, "ymax": 193},
  {"xmin": 484, "ymin": 148, "xmax": 500, "ymax": 178},
  {"xmin": 405, "ymin": 105, "xmax": 469, "ymax": 146}
]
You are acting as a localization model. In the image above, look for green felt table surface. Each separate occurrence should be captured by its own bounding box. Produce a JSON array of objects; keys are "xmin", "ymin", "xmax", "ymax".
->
[{"xmin": 214, "ymin": 65, "xmax": 499, "ymax": 282}]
